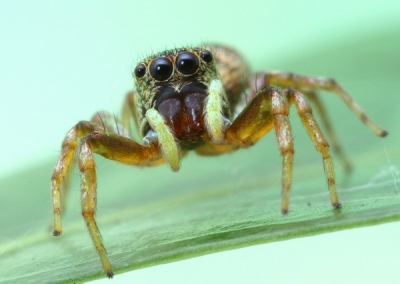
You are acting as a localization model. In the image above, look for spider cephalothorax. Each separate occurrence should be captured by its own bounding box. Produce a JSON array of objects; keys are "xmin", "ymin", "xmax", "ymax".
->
[
  {"xmin": 134, "ymin": 48, "xmax": 229, "ymax": 139},
  {"xmin": 51, "ymin": 44, "xmax": 387, "ymax": 278}
]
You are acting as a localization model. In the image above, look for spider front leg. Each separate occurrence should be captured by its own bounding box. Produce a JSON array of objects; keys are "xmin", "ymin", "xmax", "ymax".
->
[
  {"xmin": 51, "ymin": 109, "xmax": 161, "ymax": 277},
  {"xmin": 77, "ymin": 132, "xmax": 160, "ymax": 277},
  {"xmin": 225, "ymin": 86, "xmax": 340, "ymax": 213},
  {"xmin": 225, "ymin": 86, "xmax": 295, "ymax": 213},
  {"xmin": 52, "ymin": 120, "xmax": 102, "ymax": 237},
  {"xmin": 52, "ymin": 111, "xmax": 130, "ymax": 236}
]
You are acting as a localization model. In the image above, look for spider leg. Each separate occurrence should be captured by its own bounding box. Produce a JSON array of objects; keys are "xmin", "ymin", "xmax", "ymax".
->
[
  {"xmin": 52, "ymin": 120, "xmax": 101, "ymax": 236},
  {"xmin": 78, "ymin": 132, "xmax": 160, "ymax": 278},
  {"xmin": 52, "ymin": 105, "xmax": 175, "ymax": 277},
  {"xmin": 285, "ymin": 88, "xmax": 340, "ymax": 209},
  {"xmin": 251, "ymin": 72, "xmax": 388, "ymax": 137},
  {"xmin": 52, "ymin": 112, "xmax": 132, "ymax": 236},
  {"xmin": 225, "ymin": 86, "xmax": 294, "ymax": 213},
  {"xmin": 306, "ymin": 91, "xmax": 352, "ymax": 173}
]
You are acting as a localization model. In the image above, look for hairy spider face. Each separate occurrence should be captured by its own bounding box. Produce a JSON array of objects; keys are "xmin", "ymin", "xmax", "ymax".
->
[{"xmin": 132, "ymin": 47, "xmax": 230, "ymax": 144}]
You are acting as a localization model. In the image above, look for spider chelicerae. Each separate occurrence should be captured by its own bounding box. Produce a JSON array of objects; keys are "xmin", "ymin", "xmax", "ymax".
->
[{"xmin": 51, "ymin": 44, "xmax": 387, "ymax": 278}]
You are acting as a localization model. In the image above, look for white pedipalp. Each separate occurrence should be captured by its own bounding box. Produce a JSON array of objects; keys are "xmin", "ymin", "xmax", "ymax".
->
[
  {"xmin": 145, "ymin": 108, "xmax": 180, "ymax": 171},
  {"xmin": 204, "ymin": 79, "xmax": 226, "ymax": 143}
]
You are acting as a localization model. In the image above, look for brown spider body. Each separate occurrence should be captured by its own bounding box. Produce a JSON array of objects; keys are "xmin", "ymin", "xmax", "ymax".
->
[{"xmin": 51, "ymin": 44, "xmax": 387, "ymax": 278}]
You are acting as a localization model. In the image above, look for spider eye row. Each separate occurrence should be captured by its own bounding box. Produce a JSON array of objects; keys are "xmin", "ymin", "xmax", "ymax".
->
[{"xmin": 134, "ymin": 49, "xmax": 213, "ymax": 81}]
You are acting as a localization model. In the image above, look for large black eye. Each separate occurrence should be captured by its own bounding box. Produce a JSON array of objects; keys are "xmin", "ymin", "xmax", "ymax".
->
[
  {"xmin": 149, "ymin": 57, "xmax": 173, "ymax": 81},
  {"xmin": 134, "ymin": 63, "xmax": 146, "ymax": 78},
  {"xmin": 176, "ymin": 52, "xmax": 199, "ymax": 75},
  {"xmin": 200, "ymin": 50, "xmax": 213, "ymax": 63}
]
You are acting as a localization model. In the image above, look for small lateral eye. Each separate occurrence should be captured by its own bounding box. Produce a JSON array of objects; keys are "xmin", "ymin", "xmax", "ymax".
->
[
  {"xmin": 176, "ymin": 52, "xmax": 199, "ymax": 75},
  {"xmin": 134, "ymin": 63, "xmax": 146, "ymax": 78},
  {"xmin": 200, "ymin": 50, "xmax": 213, "ymax": 63},
  {"xmin": 149, "ymin": 57, "xmax": 174, "ymax": 81}
]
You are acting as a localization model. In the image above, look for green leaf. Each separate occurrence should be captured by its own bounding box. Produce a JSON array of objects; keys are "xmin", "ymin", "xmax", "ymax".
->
[{"xmin": 1, "ymin": 20, "xmax": 399, "ymax": 284}]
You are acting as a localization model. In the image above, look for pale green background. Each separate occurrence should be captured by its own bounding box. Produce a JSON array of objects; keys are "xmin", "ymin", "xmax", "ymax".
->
[{"xmin": 1, "ymin": 1, "xmax": 399, "ymax": 283}]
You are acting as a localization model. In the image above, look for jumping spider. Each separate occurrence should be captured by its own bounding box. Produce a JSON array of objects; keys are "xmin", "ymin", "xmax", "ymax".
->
[{"xmin": 51, "ymin": 44, "xmax": 388, "ymax": 278}]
